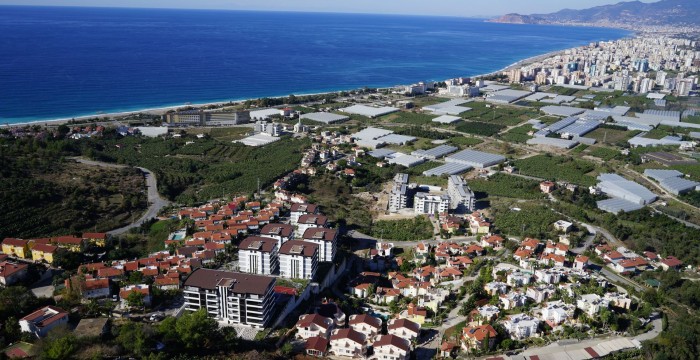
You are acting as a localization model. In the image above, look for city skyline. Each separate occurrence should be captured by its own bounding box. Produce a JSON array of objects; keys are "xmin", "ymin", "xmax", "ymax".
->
[{"xmin": 0, "ymin": 0, "xmax": 658, "ymax": 17}]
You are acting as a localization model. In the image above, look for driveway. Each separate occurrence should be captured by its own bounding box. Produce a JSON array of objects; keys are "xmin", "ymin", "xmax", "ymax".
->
[{"xmin": 71, "ymin": 157, "xmax": 172, "ymax": 235}]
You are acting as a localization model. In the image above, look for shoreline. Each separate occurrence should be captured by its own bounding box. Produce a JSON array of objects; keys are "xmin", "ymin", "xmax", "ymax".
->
[{"xmin": 2, "ymin": 43, "xmax": 614, "ymax": 128}]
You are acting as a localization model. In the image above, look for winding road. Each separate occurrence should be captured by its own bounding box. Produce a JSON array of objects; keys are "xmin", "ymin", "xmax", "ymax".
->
[{"xmin": 71, "ymin": 157, "xmax": 171, "ymax": 235}]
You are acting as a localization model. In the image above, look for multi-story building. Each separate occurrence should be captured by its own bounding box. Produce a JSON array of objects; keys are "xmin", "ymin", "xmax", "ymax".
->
[
  {"xmin": 19, "ymin": 306, "xmax": 69, "ymax": 338},
  {"xmin": 259, "ymin": 223, "xmax": 295, "ymax": 249},
  {"xmin": 2, "ymin": 238, "xmax": 29, "ymax": 259},
  {"xmin": 389, "ymin": 173, "xmax": 415, "ymax": 213},
  {"xmin": 290, "ymin": 203, "xmax": 319, "ymax": 225},
  {"xmin": 387, "ymin": 318, "xmax": 421, "ymax": 341},
  {"xmin": 461, "ymin": 324, "xmax": 497, "ymax": 351},
  {"xmin": 329, "ymin": 328, "xmax": 366, "ymax": 358},
  {"xmin": 302, "ymin": 228, "xmax": 338, "ymax": 262},
  {"xmin": 414, "ymin": 193, "xmax": 450, "ymax": 215},
  {"xmin": 183, "ymin": 268, "xmax": 276, "ymax": 328},
  {"xmin": 31, "ymin": 244, "xmax": 58, "ymax": 264},
  {"xmin": 164, "ymin": 110, "xmax": 251, "ymax": 126},
  {"xmin": 238, "ymin": 236, "xmax": 279, "ymax": 275},
  {"xmin": 279, "ymin": 241, "xmax": 319, "ymax": 280},
  {"xmin": 447, "ymin": 175, "xmax": 475, "ymax": 213},
  {"xmin": 348, "ymin": 314, "xmax": 382, "ymax": 340},
  {"xmin": 295, "ymin": 314, "xmax": 334, "ymax": 340},
  {"xmin": 373, "ymin": 334, "xmax": 411, "ymax": 360},
  {"xmin": 296, "ymin": 214, "xmax": 329, "ymax": 237},
  {"xmin": 502, "ymin": 314, "xmax": 540, "ymax": 340}
]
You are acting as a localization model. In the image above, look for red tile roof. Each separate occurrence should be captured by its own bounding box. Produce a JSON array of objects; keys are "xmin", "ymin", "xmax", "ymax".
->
[
  {"xmin": 373, "ymin": 334, "xmax": 410, "ymax": 352},
  {"xmin": 2, "ymin": 238, "xmax": 27, "ymax": 247}
]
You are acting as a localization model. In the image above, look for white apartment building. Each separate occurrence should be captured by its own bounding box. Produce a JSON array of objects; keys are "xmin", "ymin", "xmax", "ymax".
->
[
  {"xmin": 290, "ymin": 203, "xmax": 319, "ymax": 225},
  {"xmin": 302, "ymin": 228, "xmax": 338, "ymax": 262},
  {"xmin": 447, "ymin": 175, "xmax": 476, "ymax": 213},
  {"xmin": 414, "ymin": 193, "xmax": 450, "ymax": 215},
  {"xmin": 279, "ymin": 240, "xmax": 319, "ymax": 280},
  {"xmin": 259, "ymin": 223, "xmax": 295, "ymax": 249},
  {"xmin": 183, "ymin": 268, "xmax": 276, "ymax": 328},
  {"xmin": 502, "ymin": 313, "xmax": 540, "ymax": 340},
  {"xmin": 296, "ymin": 214, "xmax": 329, "ymax": 237},
  {"xmin": 387, "ymin": 318, "xmax": 421, "ymax": 341},
  {"xmin": 238, "ymin": 236, "xmax": 279, "ymax": 275},
  {"xmin": 372, "ymin": 334, "xmax": 411, "ymax": 360}
]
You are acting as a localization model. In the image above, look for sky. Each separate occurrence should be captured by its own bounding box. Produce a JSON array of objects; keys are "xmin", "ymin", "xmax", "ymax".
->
[{"xmin": 0, "ymin": 0, "xmax": 658, "ymax": 17}]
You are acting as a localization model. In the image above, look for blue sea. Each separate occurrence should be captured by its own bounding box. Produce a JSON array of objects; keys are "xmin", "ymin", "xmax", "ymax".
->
[{"xmin": 0, "ymin": 6, "xmax": 631, "ymax": 124}]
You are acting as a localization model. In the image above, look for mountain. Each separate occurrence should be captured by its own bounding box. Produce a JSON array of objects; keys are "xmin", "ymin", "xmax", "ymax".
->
[{"xmin": 489, "ymin": 0, "xmax": 700, "ymax": 28}]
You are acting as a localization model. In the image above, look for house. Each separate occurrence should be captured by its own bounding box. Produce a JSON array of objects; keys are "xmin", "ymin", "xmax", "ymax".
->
[
  {"xmin": 440, "ymin": 341, "xmax": 458, "ymax": 358},
  {"xmin": 2, "ymin": 238, "xmax": 30, "ymax": 259},
  {"xmin": 526, "ymin": 284, "xmax": 556, "ymax": 303},
  {"xmin": 154, "ymin": 275, "xmax": 180, "ymax": 290},
  {"xmin": 468, "ymin": 212, "xmax": 491, "ymax": 234},
  {"xmin": 52, "ymin": 236, "xmax": 84, "ymax": 252},
  {"xmin": 296, "ymin": 314, "xmax": 334, "ymax": 340},
  {"xmin": 612, "ymin": 257, "xmax": 648, "ymax": 273},
  {"xmin": 375, "ymin": 287, "xmax": 401, "ymax": 304},
  {"xmin": 329, "ymin": 328, "xmax": 366, "ymax": 358},
  {"xmin": 238, "ymin": 236, "xmax": 279, "ymax": 275},
  {"xmin": 660, "ymin": 256, "xmax": 683, "ymax": 271},
  {"xmin": 296, "ymin": 214, "xmax": 329, "ymax": 237},
  {"xmin": 461, "ymin": 324, "xmax": 497, "ymax": 351},
  {"xmin": 507, "ymin": 270, "xmax": 533, "ymax": 287},
  {"xmin": 349, "ymin": 314, "xmax": 382, "ymax": 340},
  {"xmin": 119, "ymin": 284, "xmax": 152, "ymax": 307},
  {"xmin": 521, "ymin": 238, "xmax": 542, "ymax": 251},
  {"xmin": 535, "ymin": 268, "xmax": 564, "ymax": 284},
  {"xmin": 574, "ymin": 255, "xmax": 589, "ymax": 270},
  {"xmin": 540, "ymin": 301, "xmax": 572, "ymax": 327},
  {"xmin": 484, "ymin": 282, "xmax": 508, "ymax": 296},
  {"xmin": 65, "ymin": 276, "xmax": 111, "ymax": 299},
  {"xmin": 31, "ymin": 243, "xmax": 58, "ymax": 264},
  {"xmin": 404, "ymin": 303, "xmax": 428, "ymax": 325},
  {"xmin": 19, "ymin": 306, "xmax": 69, "ymax": 338},
  {"xmin": 553, "ymin": 220, "xmax": 573, "ymax": 233},
  {"xmin": 473, "ymin": 305, "xmax": 500, "ymax": 323},
  {"xmin": 387, "ymin": 318, "xmax": 421, "ymax": 341},
  {"xmin": 305, "ymin": 336, "xmax": 329, "ymax": 357},
  {"xmin": 318, "ymin": 300, "xmax": 347, "ymax": 327},
  {"xmin": 372, "ymin": 334, "xmax": 411, "ymax": 360},
  {"xmin": 481, "ymin": 234, "xmax": 504, "ymax": 250},
  {"xmin": 577, "ymin": 294, "xmax": 606, "ymax": 316},
  {"xmin": 302, "ymin": 228, "xmax": 338, "ymax": 262},
  {"xmin": 500, "ymin": 292, "xmax": 528, "ymax": 310},
  {"xmin": 540, "ymin": 181, "xmax": 556, "ymax": 193},
  {"xmin": 279, "ymin": 240, "xmax": 319, "ymax": 279},
  {"xmin": 0, "ymin": 261, "xmax": 28, "ymax": 286},
  {"xmin": 82, "ymin": 232, "xmax": 109, "ymax": 247},
  {"xmin": 502, "ymin": 313, "xmax": 540, "ymax": 339}
]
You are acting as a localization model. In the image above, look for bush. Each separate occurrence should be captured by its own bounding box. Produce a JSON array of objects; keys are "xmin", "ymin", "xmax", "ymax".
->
[{"xmin": 371, "ymin": 216, "xmax": 434, "ymax": 241}]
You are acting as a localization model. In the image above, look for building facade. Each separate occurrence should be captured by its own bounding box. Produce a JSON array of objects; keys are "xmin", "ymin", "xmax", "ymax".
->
[
  {"xmin": 238, "ymin": 236, "xmax": 279, "ymax": 275},
  {"xmin": 279, "ymin": 241, "xmax": 319, "ymax": 280},
  {"xmin": 302, "ymin": 228, "xmax": 338, "ymax": 262},
  {"xmin": 447, "ymin": 175, "xmax": 475, "ymax": 213},
  {"xmin": 183, "ymin": 269, "xmax": 276, "ymax": 328},
  {"xmin": 414, "ymin": 193, "xmax": 450, "ymax": 215}
]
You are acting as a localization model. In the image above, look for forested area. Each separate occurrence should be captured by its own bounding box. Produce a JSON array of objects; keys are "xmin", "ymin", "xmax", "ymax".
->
[
  {"xmin": 0, "ymin": 136, "xmax": 147, "ymax": 238},
  {"xmin": 370, "ymin": 216, "xmax": 434, "ymax": 241}
]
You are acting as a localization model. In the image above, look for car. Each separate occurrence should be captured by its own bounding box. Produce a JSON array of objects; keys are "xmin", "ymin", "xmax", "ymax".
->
[
  {"xmin": 112, "ymin": 295, "xmax": 118, "ymax": 302},
  {"xmin": 149, "ymin": 313, "xmax": 165, "ymax": 322}
]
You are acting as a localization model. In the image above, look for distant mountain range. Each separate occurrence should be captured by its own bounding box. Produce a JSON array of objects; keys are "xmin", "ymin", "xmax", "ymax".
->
[{"xmin": 489, "ymin": 0, "xmax": 700, "ymax": 28}]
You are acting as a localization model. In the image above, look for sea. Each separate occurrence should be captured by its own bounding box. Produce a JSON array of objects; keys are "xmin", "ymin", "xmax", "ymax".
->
[{"xmin": 0, "ymin": 6, "xmax": 632, "ymax": 124}]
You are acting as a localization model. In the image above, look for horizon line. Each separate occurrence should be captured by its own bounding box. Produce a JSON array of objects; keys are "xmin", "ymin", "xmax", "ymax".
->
[{"xmin": 0, "ymin": 4, "xmax": 499, "ymax": 19}]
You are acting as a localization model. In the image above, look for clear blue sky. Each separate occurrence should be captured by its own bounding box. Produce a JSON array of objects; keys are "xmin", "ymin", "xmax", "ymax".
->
[{"xmin": 0, "ymin": 0, "xmax": 656, "ymax": 17}]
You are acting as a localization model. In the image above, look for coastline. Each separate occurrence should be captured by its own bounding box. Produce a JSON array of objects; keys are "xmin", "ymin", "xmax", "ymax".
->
[{"xmin": 3, "ymin": 44, "xmax": 608, "ymax": 128}]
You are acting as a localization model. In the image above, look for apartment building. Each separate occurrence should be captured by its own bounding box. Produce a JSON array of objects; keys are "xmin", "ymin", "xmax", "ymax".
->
[
  {"xmin": 296, "ymin": 214, "xmax": 329, "ymax": 237},
  {"xmin": 414, "ymin": 193, "xmax": 450, "ymax": 215},
  {"xmin": 302, "ymin": 228, "xmax": 338, "ymax": 262},
  {"xmin": 238, "ymin": 236, "xmax": 279, "ymax": 275},
  {"xmin": 290, "ymin": 203, "xmax": 319, "ymax": 225},
  {"xmin": 183, "ymin": 268, "xmax": 276, "ymax": 328},
  {"xmin": 279, "ymin": 241, "xmax": 319, "ymax": 280},
  {"xmin": 447, "ymin": 175, "xmax": 475, "ymax": 213}
]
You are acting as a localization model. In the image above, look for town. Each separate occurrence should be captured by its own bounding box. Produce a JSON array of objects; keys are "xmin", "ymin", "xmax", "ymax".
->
[{"xmin": 1, "ymin": 32, "xmax": 699, "ymax": 360}]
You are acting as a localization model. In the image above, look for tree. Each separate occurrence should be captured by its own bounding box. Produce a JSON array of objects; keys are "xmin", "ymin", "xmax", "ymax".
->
[
  {"xmin": 116, "ymin": 322, "xmax": 150, "ymax": 357},
  {"xmin": 38, "ymin": 332, "xmax": 77, "ymax": 360},
  {"xmin": 175, "ymin": 308, "xmax": 219, "ymax": 350},
  {"xmin": 126, "ymin": 291, "xmax": 145, "ymax": 309}
]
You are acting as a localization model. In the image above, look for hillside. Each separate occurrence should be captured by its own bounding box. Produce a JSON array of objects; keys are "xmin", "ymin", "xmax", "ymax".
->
[{"xmin": 489, "ymin": 0, "xmax": 700, "ymax": 27}]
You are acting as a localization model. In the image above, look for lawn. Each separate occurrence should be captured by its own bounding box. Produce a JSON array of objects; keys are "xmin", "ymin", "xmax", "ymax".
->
[{"xmin": 514, "ymin": 154, "xmax": 598, "ymax": 186}]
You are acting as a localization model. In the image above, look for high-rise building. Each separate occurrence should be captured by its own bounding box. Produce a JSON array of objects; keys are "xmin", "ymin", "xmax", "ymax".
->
[
  {"xmin": 447, "ymin": 175, "xmax": 476, "ymax": 214},
  {"xmin": 238, "ymin": 236, "xmax": 279, "ymax": 275},
  {"xmin": 414, "ymin": 193, "xmax": 450, "ymax": 215}
]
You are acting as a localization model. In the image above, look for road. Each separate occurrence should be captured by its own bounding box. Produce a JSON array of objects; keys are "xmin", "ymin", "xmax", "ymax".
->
[{"xmin": 71, "ymin": 157, "xmax": 171, "ymax": 235}]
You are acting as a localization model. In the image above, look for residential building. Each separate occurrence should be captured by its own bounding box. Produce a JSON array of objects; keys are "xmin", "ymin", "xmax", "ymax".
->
[
  {"xmin": 52, "ymin": 236, "xmax": 84, "ymax": 252},
  {"xmin": 296, "ymin": 214, "xmax": 329, "ymax": 237},
  {"xmin": 296, "ymin": 314, "xmax": 334, "ymax": 340},
  {"xmin": 461, "ymin": 324, "xmax": 497, "ymax": 351},
  {"xmin": 447, "ymin": 175, "xmax": 476, "ymax": 213},
  {"xmin": 302, "ymin": 228, "xmax": 338, "ymax": 262},
  {"xmin": 502, "ymin": 314, "xmax": 540, "ymax": 340},
  {"xmin": 329, "ymin": 328, "xmax": 366, "ymax": 358},
  {"xmin": 279, "ymin": 240, "xmax": 319, "ymax": 280},
  {"xmin": 259, "ymin": 223, "xmax": 295, "ymax": 249},
  {"xmin": 290, "ymin": 203, "xmax": 319, "ymax": 225},
  {"xmin": 238, "ymin": 236, "xmax": 279, "ymax": 275},
  {"xmin": 349, "ymin": 314, "xmax": 382, "ymax": 340},
  {"xmin": 414, "ymin": 193, "xmax": 450, "ymax": 215},
  {"xmin": 65, "ymin": 276, "xmax": 111, "ymax": 299},
  {"xmin": 306, "ymin": 336, "xmax": 329, "ymax": 357},
  {"xmin": 577, "ymin": 294, "xmax": 606, "ymax": 316},
  {"xmin": 2, "ymin": 238, "xmax": 29, "ymax": 259},
  {"xmin": 183, "ymin": 268, "xmax": 276, "ymax": 328},
  {"xmin": 372, "ymin": 334, "xmax": 411, "ymax": 360},
  {"xmin": 31, "ymin": 243, "xmax": 58, "ymax": 264},
  {"xmin": 82, "ymin": 232, "xmax": 109, "ymax": 247},
  {"xmin": 19, "ymin": 306, "xmax": 69, "ymax": 338},
  {"xmin": 387, "ymin": 318, "xmax": 421, "ymax": 341},
  {"xmin": 120, "ymin": 284, "xmax": 152, "ymax": 307},
  {"xmin": 540, "ymin": 301, "xmax": 572, "ymax": 327},
  {"xmin": 0, "ymin": 261, "xmax": 28, "ymax": 286}
]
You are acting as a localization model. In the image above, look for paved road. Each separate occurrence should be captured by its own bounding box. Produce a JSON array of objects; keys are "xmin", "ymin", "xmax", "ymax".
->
[
  {"xmin": 72, "ymin": 157, "xmax": 171, "ymax": 235},
  {"xmin": 347, "ymin": 230, "xmax": 477, "ymax": 249}
]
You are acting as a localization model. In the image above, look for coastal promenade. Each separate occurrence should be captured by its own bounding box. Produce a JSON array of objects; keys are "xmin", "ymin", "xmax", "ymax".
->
[{"xmin": 71, "ymin": 157, "xmax": 171, "ymax": 235}]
